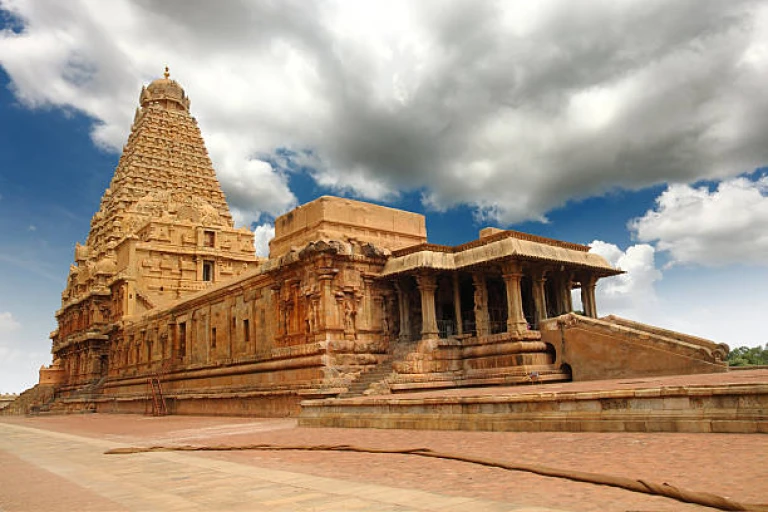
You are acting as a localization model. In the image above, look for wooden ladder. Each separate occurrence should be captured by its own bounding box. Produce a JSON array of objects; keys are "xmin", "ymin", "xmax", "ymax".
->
[{"xmin": 146, "ymin": 375, "xmax": 168, "ymax": 416}]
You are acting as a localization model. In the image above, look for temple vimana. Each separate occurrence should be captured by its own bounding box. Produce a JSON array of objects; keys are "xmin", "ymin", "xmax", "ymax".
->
[{"xmin": 24, "ymin": 71, "xmax": 729, "ymax": 417}]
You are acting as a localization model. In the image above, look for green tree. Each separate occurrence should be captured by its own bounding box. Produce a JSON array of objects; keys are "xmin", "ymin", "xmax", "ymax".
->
[{"xmin": 727, "ymin": 344, "xmax": 768, "ymax": 366}]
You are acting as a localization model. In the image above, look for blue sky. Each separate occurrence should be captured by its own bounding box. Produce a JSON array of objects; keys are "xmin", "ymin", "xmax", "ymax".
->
[{"xmin": 2, "ymin": 1, "xmax": 768, "ymax": 392}]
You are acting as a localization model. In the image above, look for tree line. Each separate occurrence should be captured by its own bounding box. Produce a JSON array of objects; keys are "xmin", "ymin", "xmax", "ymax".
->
[{"xmin": 727, "ymin": 344, "xmax": 768, "ymax": 366}]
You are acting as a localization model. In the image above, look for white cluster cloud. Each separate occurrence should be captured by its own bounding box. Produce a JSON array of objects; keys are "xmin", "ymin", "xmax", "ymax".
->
[
  {"xmin": 0, "ymin": 311, "xmax": 20, "ymax": 333},
  {"xmin": 2, "ymin": 0, "xmax": 768, "ymax": 224},
  {"xmin": 574, "ymin": 241, "xmax": 768, "ymax": 348},
  {"xmin": 581, "ymin": 241, "xmax": 662, "ymax": 319},
  {"xmin": 0, "ymin": 310, "xmax": 49, "ymax": 393},
  {"xmin": 253, "ymin": 223, "xmax": 275, "ymax": 258},
  {"xmin": 631, "ymin": 174, "xmax": 768, "ymax": 267},
  {"xmin": 0, "ymin": 311, "xmax": 22, "ymax": 364}
]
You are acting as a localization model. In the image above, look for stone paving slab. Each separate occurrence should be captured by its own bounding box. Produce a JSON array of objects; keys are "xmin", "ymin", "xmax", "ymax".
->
[
  {"xmin": 0, "ymin": 420, "xmax": 556, "ymax": 512},
  {"xmin": 2, "ymin": 414, "xmax": 766, "ymax": 511}
]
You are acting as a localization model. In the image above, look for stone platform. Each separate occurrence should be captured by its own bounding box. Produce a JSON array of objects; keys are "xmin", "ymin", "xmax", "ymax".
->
[{"xmin": 299, "ymin": 369, "xmax": 768, "ymax": 433}]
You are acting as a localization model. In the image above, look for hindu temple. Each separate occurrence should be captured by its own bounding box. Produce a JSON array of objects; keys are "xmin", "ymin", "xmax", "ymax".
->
[{"xmin": 23, "ymin": 71, "xmax": 729, "ymax": 417}]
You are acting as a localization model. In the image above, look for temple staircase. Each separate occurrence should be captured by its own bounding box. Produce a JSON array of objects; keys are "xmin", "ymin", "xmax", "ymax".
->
[
  {"xmin": 74, "ymin": 375, "xmax": 108, "ymax": 400},
  {"xmin": 340, "ymin": 358, "xmax": 395, "ymax": 398}
]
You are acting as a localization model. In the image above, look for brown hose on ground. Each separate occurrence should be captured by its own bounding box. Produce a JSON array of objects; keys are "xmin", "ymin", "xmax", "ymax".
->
[{"xmin": 105, "ymin": 443, "xmax": 767, "ymax": 511}]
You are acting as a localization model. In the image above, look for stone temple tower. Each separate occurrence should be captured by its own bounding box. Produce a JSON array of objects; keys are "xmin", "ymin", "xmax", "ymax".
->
[{"xmin": 51, "ymin": 69, "xmax": 258, "ymax": 387}]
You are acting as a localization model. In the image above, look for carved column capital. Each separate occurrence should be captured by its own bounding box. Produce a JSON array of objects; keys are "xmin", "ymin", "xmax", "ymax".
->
[
  {"xmin": 500, "ymin": 260, "xmax": 523, "ymax": 277},
  {"xmin": 315, "ymin": 267, "xmax": 339, "ymax": 281},
  {"xmin": 415, "ymin": 272, "xmax": 437, "ymax": 292},
  {"xmin": 580, "ymin": 272, "xmax": 598, "ymax": 318}
]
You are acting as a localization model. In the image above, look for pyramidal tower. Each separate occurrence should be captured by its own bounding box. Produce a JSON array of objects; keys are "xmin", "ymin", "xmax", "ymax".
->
[
  {"xmin": 53, "ymin": 69, "xmax": 258, "ymax": 375},
  {"xmin": 87, "ymin": 67, "xmax": 234, "ymax": 255}
]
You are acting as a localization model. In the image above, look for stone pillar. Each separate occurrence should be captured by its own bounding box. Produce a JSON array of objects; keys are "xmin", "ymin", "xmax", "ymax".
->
[
  {"xmin": 532, "ymin": 268, "xmax": 548, "ymax": 327},
  {"xmin": 124, "ymin": 280, "xmax": 137, "ymax": 317},
  {"xmin": 360, "ymin": 275, "xmax": 375, "ymax": 332},
  {"xmin": 501, "ymin": 261, "xmax": 528, "ymax": 333},
  {"xmin": 471, "ymin": 272, "xmax": 490, "ymax": 337},
  {"xmin": 452, "ymin": 273, "xmax": 463, "ymax": 336},
  {"xmin": 383, "ymin": 291, "xmax": 396, "ymax": 338},
  {"xmin": 581, "ymin": 274, "xmax": 598, "ymax": 318},
  {"xmin": 68, "ymin": 351, "xmax": 76, "ymax": 379},
  {"xmin": 561, "ymin": 272, "xmax": 574, "ymax": 314},
  {"xmin": 549, "ymin": 273, "xmax": 563, "ymax": 316},
  {"xmin": 416, "ymin": 273, "xmax": 439, "ymax": 340},
  {"xmin": 224, "ymin": 299, "xmax": 236, "ymax": 359},
  {"xmin": 342, "ymin": 293, "xmax": 357, "ymax": 338},
  {"xmin": 88, "ymin": 348, "xmax": 100, "ymax": 378},
  {"xmin": 195, "ymin": 256, "xmax": 203, "ymax": 281},
  {"xmin": 395, "ymin": 279, "xmax": 411, "ymax": 341},
  {"xmin": 271, "ymin": 283, "xmax": 284, "ymax": 340},
  {"xmin": 316, "ymin": 267, "xmax": 340, "ymax": 332},
  {"xmin": 287, "ymin": 280, "xmax": 300, "ymax": 335}
]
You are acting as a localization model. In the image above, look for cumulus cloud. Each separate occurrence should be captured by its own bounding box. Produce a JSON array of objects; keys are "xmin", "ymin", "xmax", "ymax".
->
[
  {"xmin": 0, "ymin": 310, "xmax": 49, "ymax": 393},
  {"xmin": 631, "ymin": 174, "xmax": 768, "ymax": 266},
  {"xmin": 253, "ymin": 223, "xmax": 275, "ymax": 258},
  {"xmin": 2, "ymin": 0, "xmax": 768, "ymax": 223},
  {"xmin": 0, "ymin": 311, "xmax": 22, "ymax": 363},
  {"xmin": 0, "ymin": 311, "xmax": 20, "ymax": 333},
  {"xmin": 586, "ymin": 241, "xmax": 662, "ymax": 318}
]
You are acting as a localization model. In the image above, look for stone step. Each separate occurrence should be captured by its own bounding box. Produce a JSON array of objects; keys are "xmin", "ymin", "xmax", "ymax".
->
[
  {"xmin": 353, "ymin": 371, "xmax": 393, "ymax": 385},
  {"xmin": 300, "ymin": 373, "xmax": 768, "ymax": 434},
  {"xmin": 341, "ymin": 360, "xmax": 395, "ymax": 397},
  {"xmin": 347, "ymin": 375, "xmax": 391, "ymax": 392}
]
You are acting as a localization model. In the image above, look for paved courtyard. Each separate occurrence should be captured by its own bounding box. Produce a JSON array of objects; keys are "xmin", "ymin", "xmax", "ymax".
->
[{"xmin": 0, "ymin": 414, "xmax": 765, "ymax": 511}]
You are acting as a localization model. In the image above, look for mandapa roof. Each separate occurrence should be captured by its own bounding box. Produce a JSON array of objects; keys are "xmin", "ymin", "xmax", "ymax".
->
[{"xmin": 380, "ymin": 230, "xmax": 621, "ymax": 277}]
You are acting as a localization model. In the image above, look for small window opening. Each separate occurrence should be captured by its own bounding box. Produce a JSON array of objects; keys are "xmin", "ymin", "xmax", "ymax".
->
[
  {"xmin": 243, "ymin": 319, "xmax": 250, "ymax": 342},
  {"xmin": 203, "ymin": 230, "xmax": 215, "ymax": 248},
  {"xmin": 202, "ymin": 261, "xmax": 214, "ymax": 282},
  {"xmin": 178, "ymin": 322, "xmax": 186, "ymax": 358},
  {"xmin": 211, "ymin": 327, "xmax": 217, "ymax": 348}
]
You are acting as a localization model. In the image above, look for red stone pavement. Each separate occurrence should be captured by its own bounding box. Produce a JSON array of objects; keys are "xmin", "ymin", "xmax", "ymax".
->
[{"xmin": 2, "ymin": 413, "xmax": 766, "ymax": 511}]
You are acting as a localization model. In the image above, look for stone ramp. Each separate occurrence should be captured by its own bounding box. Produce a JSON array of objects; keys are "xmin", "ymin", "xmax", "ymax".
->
[
  {"xmin": 1, "ymin": 384, "xmax": 55, "ymax": 416},
  {"xmin": 299, "ymin": 369, "xmax": 768, "ymax": 433},
  {"xmin": 539, "ymin": 314, "xmax": 728, "ymax": 382}
]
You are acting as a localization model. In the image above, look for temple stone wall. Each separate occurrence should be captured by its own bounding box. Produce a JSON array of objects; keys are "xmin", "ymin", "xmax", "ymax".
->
[
  {"xmin": 77, "ymin": 234, "xmax": 395, "ymax": 415},
  {"xmin": 269, "ymin": 196, "xmax": 427, "ymax": 258}
]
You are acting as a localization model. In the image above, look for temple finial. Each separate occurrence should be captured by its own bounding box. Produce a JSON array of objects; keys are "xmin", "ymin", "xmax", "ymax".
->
[{"xmin": 164, "ymin": 66, "xmax": 170, "ymax": 79}]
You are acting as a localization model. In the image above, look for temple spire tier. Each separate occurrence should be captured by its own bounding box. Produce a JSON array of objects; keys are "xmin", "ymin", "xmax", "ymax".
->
[{"xmin": 57, "ymin": 70, "xmax": 256, "ymax": 327}]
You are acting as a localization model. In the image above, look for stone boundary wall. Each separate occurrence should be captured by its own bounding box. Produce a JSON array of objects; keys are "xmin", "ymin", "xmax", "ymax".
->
[
  {"xmin": 299, "ymin": 383, "xmax": 768, "ymax": 433},
  {"xmin": 601, "ymin": 315, "xmax": 729, "ymax": 356},
  {"xmin": 540, "ymin": 314, "xmax": 727, "ymax": 381}
]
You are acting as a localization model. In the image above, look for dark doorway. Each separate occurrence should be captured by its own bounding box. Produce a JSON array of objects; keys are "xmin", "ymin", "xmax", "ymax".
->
[
  {"xmin": 545, "ymin": 276, "xmax": 560, "ymax": 317},
  {"xmin": 458, "ymin": 274, "xmax": 476, "ymax": 335},
  {"xmin": 436, "ymin": 274, "xmax": 457, "ymax": 338},
  {"xmin": 486, "ymin": 276, "xmax": 508, "ymax": 334}
]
